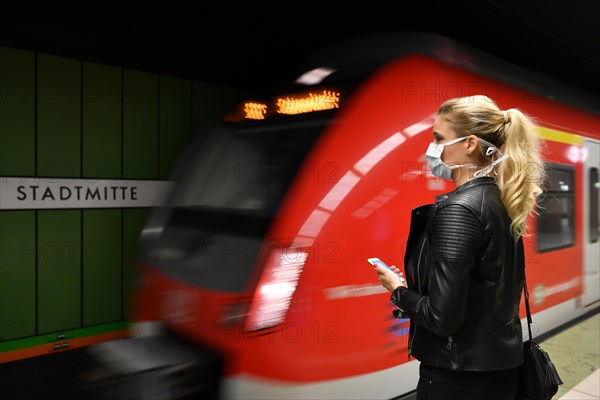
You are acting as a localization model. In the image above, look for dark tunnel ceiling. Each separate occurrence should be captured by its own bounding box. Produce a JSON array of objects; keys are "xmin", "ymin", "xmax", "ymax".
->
[{"xmin": 1, "ymin": 1, "xmax": 600, "ymax": 100}]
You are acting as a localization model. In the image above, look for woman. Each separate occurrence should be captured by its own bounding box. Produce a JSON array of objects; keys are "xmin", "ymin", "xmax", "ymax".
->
[{"xmin": 374, "ymin": 95, "xmax": 545, "ymax": 400}]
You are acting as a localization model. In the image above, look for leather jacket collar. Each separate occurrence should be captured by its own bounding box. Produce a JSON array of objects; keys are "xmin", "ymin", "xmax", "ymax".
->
[{"xmin": 435, "ymin": 177, "xmax": 496, "ymax": 204}]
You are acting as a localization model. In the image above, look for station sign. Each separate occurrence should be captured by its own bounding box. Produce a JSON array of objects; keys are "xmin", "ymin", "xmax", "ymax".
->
[{"xmin": 0, "ymin": 177, "xmax": 174, "ymax": 209}]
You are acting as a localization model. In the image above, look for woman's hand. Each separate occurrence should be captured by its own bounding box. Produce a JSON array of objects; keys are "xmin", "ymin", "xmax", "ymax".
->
[{"xmin": 373, "ymin": 264, "xmax": 407, "ymax": 293}]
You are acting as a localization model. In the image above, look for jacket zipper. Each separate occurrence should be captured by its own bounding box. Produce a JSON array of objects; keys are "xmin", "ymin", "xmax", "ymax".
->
[
  {"xmin": 446, "ymin": 336, "xmax": 454, "ymax": 349},
  {"xmin": 408, "ymin": 237, "xmax": 428, "ymax": 359},
  {"xmin": 415, "ymin": 237, "xmax": 426, "ymax": 294}
]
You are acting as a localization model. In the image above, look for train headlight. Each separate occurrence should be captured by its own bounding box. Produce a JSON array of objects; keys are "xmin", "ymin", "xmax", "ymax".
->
[{"xmin": 245, "ymin": 247, "xmax": 308, "ymax": 331}]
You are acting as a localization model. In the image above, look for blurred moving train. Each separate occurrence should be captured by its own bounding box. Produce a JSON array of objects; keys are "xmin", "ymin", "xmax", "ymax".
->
[{"xmin": 84, "ymin": 33, "xmax": 600, "ymax": 399}]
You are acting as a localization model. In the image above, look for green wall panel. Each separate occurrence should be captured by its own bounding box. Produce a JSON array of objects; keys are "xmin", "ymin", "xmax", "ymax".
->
[
  {"xmin": 159, "ymin": 76, "xmax": 191, "ymax": 179},
  {"xmin": 192, "ymin": 81, "xmax": 221, "ymax": 137},
  {"xmin": 37, "ymin": 54, "xmax": 81, "ymax": 178},
  {"xmin": 0, "ymin": 212, "xmax": 36, "ymax": 341},
  {"xmin": 83, "ymin": 62, "xmax": 121, "ymax": 179},
  {"xmin": 83, "ymin": 210, "xmax": 121, "ymax": 326},
  {"xmin": 0, "ymin": 46, "xmax": 35, "ymax": 177},
  {"xmin": 122, "ymin": 208, "xmax": 150, "ymax": 319},
  {"xmin": 37, "ymin": 210, "xmax": 81, "ymax": 334},
  {"xmin": 123, "ymin": 69, "xmax": 158, "ymax": 179},
  {"xmin": 1, "ymin": 45, "xmax": 239, "ymax": 354}
]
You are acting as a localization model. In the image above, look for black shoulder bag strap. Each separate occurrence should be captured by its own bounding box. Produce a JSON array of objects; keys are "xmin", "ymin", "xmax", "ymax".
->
[
  {"xmin": 516, "ymin": 238, "xmax": 533, "ymax": 341},
  {"xmin": 523, "ymin": 272, "xmax": 533, "ymax": 341},
  {"xmin": 518, "ymin": 239, "xmax": 564, "ymax": 398}
]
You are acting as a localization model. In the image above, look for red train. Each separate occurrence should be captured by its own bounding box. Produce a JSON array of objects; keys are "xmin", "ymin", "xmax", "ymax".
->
[{"xmin": 84, "ymin": 33, "xmax": 600, "ymax": 399}]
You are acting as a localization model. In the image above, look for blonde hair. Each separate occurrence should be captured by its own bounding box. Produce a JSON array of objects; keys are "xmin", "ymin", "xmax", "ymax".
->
[{"xmin": 437, "ymin": 95, "xmax": 545, "ymax": 238}]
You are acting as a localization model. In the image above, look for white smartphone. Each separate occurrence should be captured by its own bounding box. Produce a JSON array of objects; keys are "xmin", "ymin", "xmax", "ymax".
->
[
  {"xmin": 367, "ymin": 257, "xmax": 393, "ymax": 271},
  {"xmin": 367, "ymin": 257, "xmax": 405, "ymax": 282}
]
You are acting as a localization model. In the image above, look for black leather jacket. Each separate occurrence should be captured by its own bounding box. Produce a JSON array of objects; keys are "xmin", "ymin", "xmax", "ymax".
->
[{"xmin": 391, "ymin": 177, "xmax": 525, "ymax": 371}]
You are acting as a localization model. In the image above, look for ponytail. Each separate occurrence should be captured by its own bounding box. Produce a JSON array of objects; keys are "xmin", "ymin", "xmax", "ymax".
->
[{"xmin": 496, "ymin": 109, "xmax": 545, "ymax": 238}]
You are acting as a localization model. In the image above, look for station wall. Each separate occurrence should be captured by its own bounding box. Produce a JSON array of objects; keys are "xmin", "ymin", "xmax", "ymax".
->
[{"xmin": 0, "ymin": 45, "xmax": 244, "ymax": 361}]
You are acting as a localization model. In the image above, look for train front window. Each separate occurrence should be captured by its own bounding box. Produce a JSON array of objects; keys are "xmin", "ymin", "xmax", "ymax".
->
[
  {"xmin": 173, "ymin": 121, "xmax": 323, "ymax": 214},
  {"xmin": 143, "ymin": 114, "xmax": 333, "ymax": 292}
]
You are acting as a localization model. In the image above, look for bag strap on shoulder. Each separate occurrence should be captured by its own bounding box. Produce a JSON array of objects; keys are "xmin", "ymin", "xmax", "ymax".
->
[
  {"xmin": 516, "ymin": 238, "xmax": 533, "ymax": 341},
  {"xmin": 523, "ymin": 274, "xmax": 533, "ymax": 341}
]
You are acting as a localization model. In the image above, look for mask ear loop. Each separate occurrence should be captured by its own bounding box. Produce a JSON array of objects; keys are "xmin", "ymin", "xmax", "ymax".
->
[
  {"xmin": 474, "ymin": 139, "xmax": 509, "ymax": 178},
  {"xmin": 474, "ymin": 153, "xmax": 509, "ymax": 177}
]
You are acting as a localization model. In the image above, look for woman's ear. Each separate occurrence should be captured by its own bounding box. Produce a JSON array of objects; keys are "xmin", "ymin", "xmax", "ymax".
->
[{"xmin": 465, "ymin": 135, "xmax": 479, "ymax": 155}]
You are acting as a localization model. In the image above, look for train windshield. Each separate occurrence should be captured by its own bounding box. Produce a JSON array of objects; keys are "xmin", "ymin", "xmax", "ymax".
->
[{"xmin": 140, "ymin": 94, "xmax": 343, "ymax": 293}]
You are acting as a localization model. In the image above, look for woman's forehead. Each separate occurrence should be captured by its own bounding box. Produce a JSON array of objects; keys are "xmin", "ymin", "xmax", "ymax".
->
[{"xmin": 433, "ymin": 116, "xmax": 458, "ymax": 136}]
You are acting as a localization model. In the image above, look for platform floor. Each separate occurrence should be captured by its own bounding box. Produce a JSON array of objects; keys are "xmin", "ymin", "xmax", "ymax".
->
[{"xmin": 541, "ymin": 310, "xmax": 600, "ymax": 399}]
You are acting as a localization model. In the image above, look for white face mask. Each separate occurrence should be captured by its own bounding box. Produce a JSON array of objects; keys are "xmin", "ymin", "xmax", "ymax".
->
[{"xmin": 426, "ymin": 136, "xmax": 509, "ymax": 181}]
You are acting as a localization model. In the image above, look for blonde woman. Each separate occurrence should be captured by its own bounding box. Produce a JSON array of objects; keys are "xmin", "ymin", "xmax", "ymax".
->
[{"xmin": 374, "ymin": 95, "xmax": 545, "ymax": 400}]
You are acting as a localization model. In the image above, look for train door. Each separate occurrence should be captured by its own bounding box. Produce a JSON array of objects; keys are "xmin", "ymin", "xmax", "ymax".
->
[{"xmin": 582, "ymin": 139, "xmax": 600, "ymax": 307}]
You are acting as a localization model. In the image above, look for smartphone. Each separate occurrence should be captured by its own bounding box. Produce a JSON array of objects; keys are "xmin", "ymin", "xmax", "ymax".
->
[
  {"xmin": 367, "ymin": 257, "xmax": 394, "ymax": 271},
  {"xmin": 367, "ymin": 257, "xmax": 405, "ymax": 282}
]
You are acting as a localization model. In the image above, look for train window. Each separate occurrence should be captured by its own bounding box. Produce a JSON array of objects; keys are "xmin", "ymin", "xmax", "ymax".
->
[
  {"xmin": 142, "ymin": 116, "xmax": 332, "ymax": 292},
  {"xmin": 536, "ymin": 163, "xmax": 575, "ymax": 252},
  {"xmin": 590, "ymin": 167, "xmax": 599, "ymax": 243},
  {"xmin": 173, "ymin": 119, "xmax": 327, "ymax": 215}
]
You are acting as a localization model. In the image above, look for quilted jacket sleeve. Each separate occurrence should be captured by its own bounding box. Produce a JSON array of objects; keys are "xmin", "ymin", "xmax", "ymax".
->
[{"xmin": 391, "ymin": 203, "xmax": 482, "ymax": 336}]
